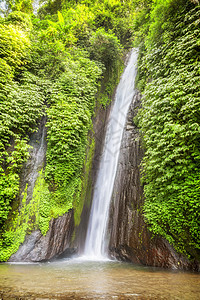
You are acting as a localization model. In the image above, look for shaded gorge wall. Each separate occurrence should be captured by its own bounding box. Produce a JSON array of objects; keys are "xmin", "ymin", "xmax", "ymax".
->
[{"xmin": 107, "ymin": 91, "xmax": 200, "ymax": 271}]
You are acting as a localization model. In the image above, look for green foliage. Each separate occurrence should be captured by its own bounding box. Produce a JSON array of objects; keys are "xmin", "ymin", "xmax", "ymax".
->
[
  {"xmin": 0, "ymin": 58, "xmax": 14, "ymax": 82},
  {"xmin": 145, "ymin": 0, "xmax": 193, "ymax": 47},
  {"xmin": 136, "ymin": 3, "xmax": 200, "ymax": 259},
  {"xmin": 38, "ymin": 0, "xmax": 135, "ymax": 47},
  {"xmin": 0, "ymin": 23, "xmax": 30, "ymax": 74},
  {"xmin": 61, "ymin": 4, "xmax": 95, "ymax": 46},
  {"xmin": 0, "ymin": 79, "xmax": 44, "ymax": 143},
  {"xmin": 0, "ymin": 72, "xmax": 44, "ymax": 226},
  {"xmin": 4, "ymin": 0, "xmax": 33, "ymax": 14},
  {"xmin": 45, "ymin": 52, "xmax": 102, "ymax": 214},
  {"xmin": 73, "ymin": 137, "xmax": 95, "ymax": 227},
  {"xmin": 90, "ymin": 0, "xmax": 134, "ymax": 45},
  {"xmin": 131, "ymin": 0, "xmax": 153, "ymax": 45},
  {"xmin": 0, "ymin": 184, "xmax": 38, "ymax": 261},
  {"xmin": 32, "ymin": 170, "xmax": 51, "ymax": 235},
  {"xmin": 0, "ymin": 171, "xmax": 19, "ymax": 225},
  {"xmin": 89, "ymin": 28, "xmax": 122, "ymax": 71},
  {"xmin": 6, "ymin": 11, "xmax": 32, "ymax": 30},
  {"xmin": 0, "ymin": 16, "xmax": 44, "ymax": 230}
]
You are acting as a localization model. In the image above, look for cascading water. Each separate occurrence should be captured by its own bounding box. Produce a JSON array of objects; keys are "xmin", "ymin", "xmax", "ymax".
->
[{"xmin": 84, "ymin": 49, "xmax": 139, "ymax": 259}]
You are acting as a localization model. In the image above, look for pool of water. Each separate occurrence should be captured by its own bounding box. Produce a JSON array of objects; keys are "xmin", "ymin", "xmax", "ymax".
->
[{"xmin": 0, "ymin": 258, "xmax": 199, "ymax": 299}]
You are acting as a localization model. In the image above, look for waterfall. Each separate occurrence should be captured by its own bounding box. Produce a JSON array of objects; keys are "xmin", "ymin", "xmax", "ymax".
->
[{"xmin": 83, "ymin": 49, "xmax": 139, "ymax": 259}]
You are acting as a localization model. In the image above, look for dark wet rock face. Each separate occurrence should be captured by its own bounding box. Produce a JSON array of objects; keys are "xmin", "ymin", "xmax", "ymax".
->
[
  {"xmin": 9, "ymin": 210, "xmax": 74, "ymax": 262},
  {"xmin": 19, "ymin": 116, "xmax": 47, "ymax": 206},
  {"xmin": 108, "ymin": 90, "xmax": 199, "ymax": 271}
]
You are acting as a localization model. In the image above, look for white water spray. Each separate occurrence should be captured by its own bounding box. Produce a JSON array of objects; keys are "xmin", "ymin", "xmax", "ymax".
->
[{"xmin": 83, "ymin": 49, "xmax": 139, "ymax": 259}]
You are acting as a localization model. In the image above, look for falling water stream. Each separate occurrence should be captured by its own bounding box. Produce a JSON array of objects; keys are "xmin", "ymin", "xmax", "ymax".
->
[{"xmin": 84, "ymin": 49, "xmax": 139, "ymax": 259}]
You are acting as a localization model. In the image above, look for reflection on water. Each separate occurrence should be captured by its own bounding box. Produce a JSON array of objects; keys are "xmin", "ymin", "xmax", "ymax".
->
[{"xmin": 0, "ymin": 259, "xmax": 200, "ymax": 299}]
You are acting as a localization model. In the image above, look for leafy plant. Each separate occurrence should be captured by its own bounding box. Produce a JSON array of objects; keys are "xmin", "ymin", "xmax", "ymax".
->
[{"xmin": 136, "ymin": 2, "xmax": 200, "ymax": 259}]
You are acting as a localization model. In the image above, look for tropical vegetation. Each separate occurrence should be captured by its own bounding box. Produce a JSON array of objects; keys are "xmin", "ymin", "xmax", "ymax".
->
[
  {"xmin": 0, "ymin": 0, "xmax": 199, "ymax": 262},
  {"xmin": 134, "ymin": 0, "xmax": 200, "ymax": 260}
]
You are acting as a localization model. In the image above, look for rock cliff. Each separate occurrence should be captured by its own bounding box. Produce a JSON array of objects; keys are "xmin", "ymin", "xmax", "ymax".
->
[
  {"xmin": 9, "ymin": 117, "xmax": 75, "ymax": 262},
  {"xmin": 9, "ymin": 210, "xmax": 74, "ymax": 262},
  {"xmin": 108, "ymin": 90, "xmax": 199, "ymax": 271}
]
